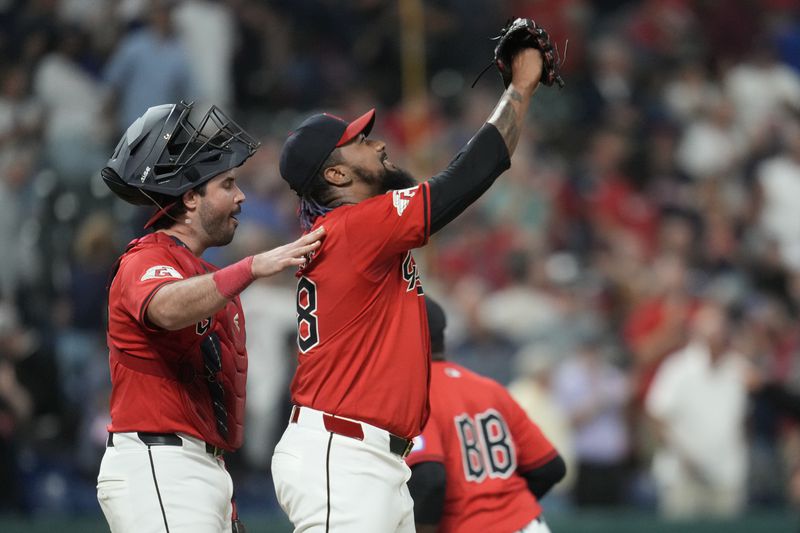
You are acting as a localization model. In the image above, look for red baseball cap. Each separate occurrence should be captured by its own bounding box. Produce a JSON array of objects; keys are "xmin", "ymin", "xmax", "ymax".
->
[{"xmin": 280, "ymin": 109, "xmax": 376, "ymax": 195}]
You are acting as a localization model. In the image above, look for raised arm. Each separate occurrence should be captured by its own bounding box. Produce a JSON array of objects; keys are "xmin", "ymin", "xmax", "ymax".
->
[
  {"xmin": 427, "ymin": 47, "xmax": 544, "ymax": 234},
  {"xmin": 147, "ymin": 227, "xmax": 325, "ymax": 330},
  {"xmin": 488, "ymin": 47, "xmax": 543, "ymax": 155}
]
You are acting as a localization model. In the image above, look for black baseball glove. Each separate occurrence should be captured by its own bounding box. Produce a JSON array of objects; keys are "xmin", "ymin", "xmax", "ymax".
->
[{"xmin": 493, "ymin": 17, "xmax": 565, "ymax": 89}]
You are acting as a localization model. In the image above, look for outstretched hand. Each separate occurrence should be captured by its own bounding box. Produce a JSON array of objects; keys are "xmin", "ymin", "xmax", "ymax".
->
[{"xmin": 251, "ymin": 226, "xmax": 326, "ymax": 278}]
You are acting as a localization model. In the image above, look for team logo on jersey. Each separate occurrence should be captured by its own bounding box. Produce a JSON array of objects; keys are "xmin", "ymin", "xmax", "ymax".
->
[
  {"xmin": 411, "ymin": 435, "xmax": 425, "ymax": 452},
  {"xmin": 233, "ymin": 313, "xmax": 240, "ymax": 332},
  {"xmin": 392, "ymin": 186, "xmax": 418, "ymax": 216},
  {"xmin": 140, "ymin": 265, "xmax": 183, "ymax": 281},
  {"xmin": 402, "ymin": 252, "xmax": 424, "ymax": 295}
]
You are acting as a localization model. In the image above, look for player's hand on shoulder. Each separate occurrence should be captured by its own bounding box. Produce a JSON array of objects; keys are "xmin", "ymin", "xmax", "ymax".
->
[{"xmin": 251, "ymin": 226, "xmax": 326, "ymax": 278}]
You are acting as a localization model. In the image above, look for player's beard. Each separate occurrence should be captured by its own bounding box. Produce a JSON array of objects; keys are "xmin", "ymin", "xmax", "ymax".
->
[
  {"xmin": 352, "ymin": 164, "xmax": 417, "ymax": 194},
  {"xmin": 198, "ymin": 201, "xmax": 237, "ymax": 247}
]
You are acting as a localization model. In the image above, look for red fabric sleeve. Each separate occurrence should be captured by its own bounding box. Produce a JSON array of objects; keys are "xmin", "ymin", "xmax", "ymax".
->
[
  {"xmin": 344, "ymin": 182, "xmax": 430, "ymax": 279},
  {"xmin": 501, "ymin": 388, "xmax": 558, "ymax": 472},
  {"xmin": 116, "ymin": 247, "xmax": 190, "ymax": 331},
  {"xmin": 405, "ymin": 413, "xmax": 445, "ymax": 467}
]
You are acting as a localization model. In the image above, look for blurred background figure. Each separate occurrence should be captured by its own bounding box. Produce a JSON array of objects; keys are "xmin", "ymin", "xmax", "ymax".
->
[
  {"xmin": 646, "ymin": 300, "xmax": 749, "ymax": 519},
  {"xmin": 508, "ymin": 343, "xmax": 577, "ymax": 510},
  {"xmin": 755, "ymin": 118, "xmax": 800, "ymax": 270},
  {"xmin": 103, "ymin": 0, "xmax": 195, "ymax": 134},
  {"xmin": 32, "ymin": 25, "xmax": 109, "ymax": 183},
  {"xmin": 0, "ymin": 65, "xmax": 43, "ymax": 164},
  {"xmin": 449, "ymin": 275, "xmax": 518, "ymax": 386},
  {"xmin": 480, "ymin": 249, "xmax": 563, "ymax": 347},
  {"xmin": 552, "ymin": 333, "xmax": 631, "ymax": 508},
  {"xmin": 173, "ymin": 0, "xmax": 236, "ymax": 110},
  {"xmin": 0, "ymin": 301, "xmax": 34, "ymax": 513}
]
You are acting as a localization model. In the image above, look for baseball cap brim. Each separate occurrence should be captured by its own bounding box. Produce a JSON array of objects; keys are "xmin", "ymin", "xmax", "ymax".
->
[{"xmin": 336, "ymin": 108, "xmax": 375, "ymax": 147}]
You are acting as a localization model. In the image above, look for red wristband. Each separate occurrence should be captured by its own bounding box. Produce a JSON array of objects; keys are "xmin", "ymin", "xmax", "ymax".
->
[{"xmin": 213, "ymin": 256, "xmax": 255, "ymax": 299}]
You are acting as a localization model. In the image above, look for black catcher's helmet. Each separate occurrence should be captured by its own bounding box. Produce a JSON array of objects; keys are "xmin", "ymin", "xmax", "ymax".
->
[{"xmin": 102, "ymin": 101, "xmax": 260, "ymax": 206}]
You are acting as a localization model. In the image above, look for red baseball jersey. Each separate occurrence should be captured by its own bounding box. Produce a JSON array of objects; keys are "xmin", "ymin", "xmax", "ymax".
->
[
  {"xmin": 106, "ymin": 233, "xmax": 247, "ymax": 444},
  {"xmin": 406, "ymin": 361, "xmax": 557, "ymax": 533},
  {"xmin": 291, "ymin": 183, "xmax": 431, "ymax": 439}
]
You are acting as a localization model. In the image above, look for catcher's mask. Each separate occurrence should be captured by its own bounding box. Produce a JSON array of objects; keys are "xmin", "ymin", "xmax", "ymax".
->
[{"xmin": 102, "ymin": 101, "xmax": 259, "ymax": 225}]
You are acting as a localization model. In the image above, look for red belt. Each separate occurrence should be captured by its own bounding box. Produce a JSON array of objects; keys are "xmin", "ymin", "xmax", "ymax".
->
[{"xmin": 290, "ymin": 406, "xmax": 414, "ymax": 458}]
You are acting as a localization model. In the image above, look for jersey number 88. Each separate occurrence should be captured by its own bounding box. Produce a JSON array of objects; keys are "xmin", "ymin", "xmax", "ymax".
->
[{"xmin": 454, "ymin": 409, "xmax": 516, "ymax": 482}]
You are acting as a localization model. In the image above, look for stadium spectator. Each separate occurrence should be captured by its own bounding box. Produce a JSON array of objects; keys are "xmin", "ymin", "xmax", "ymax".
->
[
  {"xmin": 646, "ymin": 301, "xmax": 749, "ymax": 519},
  {"xmin": 755, "ymin": 118, "xmax": 800, "ymax": 270},
  {"xmin": 103, "ymin": 0, "xmax": 195, "ymax": 133},
  {"xmin": 553, "ymin": 333, "xmax": 631, "ymax": 507},
  {"xmin": 32, "ymin": 25, "xmax": 109, "ymax": 183},
  {"xmin": 508, "ymin": 343, "xmax": 577, "ymax": 504}
]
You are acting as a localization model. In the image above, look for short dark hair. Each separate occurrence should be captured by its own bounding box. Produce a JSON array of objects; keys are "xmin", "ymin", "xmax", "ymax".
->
[{"xmin": 149, "ymin": 181, "xmax": 208, "ymax": 231}]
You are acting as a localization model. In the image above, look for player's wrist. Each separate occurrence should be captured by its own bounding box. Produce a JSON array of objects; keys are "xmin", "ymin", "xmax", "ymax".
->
[
  {"xmin": 213, "ymin": 255, "xmax": 256, "ymax": 299},
  {"xmin": 509, "ymin": 79, "xmax": 537, "ymax": 98}
]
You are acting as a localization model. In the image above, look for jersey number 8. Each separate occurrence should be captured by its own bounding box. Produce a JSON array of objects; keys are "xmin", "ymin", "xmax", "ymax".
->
[{"xmin": 296, "ymin": 277, "xmax": 319, "ymax": 353}]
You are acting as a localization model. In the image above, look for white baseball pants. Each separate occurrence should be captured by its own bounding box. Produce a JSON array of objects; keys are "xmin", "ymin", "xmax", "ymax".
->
[
  {"xmin": 97, "ymin": 432, "xmax": 233, "ymax": 533},
  {"xmin": 271, "ymin": 406, "xmax": 415, "ymax": 532}
]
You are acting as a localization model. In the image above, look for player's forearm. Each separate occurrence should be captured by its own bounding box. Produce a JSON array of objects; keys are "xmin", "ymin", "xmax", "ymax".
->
[
  {"xmin": 487, "ymin": 83, "xmax": 535, "ymax": 156},
  {"xmin": 408, "ymin": 462, "xmax": 446, "ymax": 526},
  {"xmin": 146, "ymin": 273, "xmax": 232, "ymax": 331},
  {"xmin": 521, "ymin": 454, "xmax": 566, "ymax": 499},
  {"xmin": 147, "ymin": 255, "xmax": 257, "ymax": 331},
  {"xmin": 427, "ymin": 123, "xmax": 511, "ymax": 234}
]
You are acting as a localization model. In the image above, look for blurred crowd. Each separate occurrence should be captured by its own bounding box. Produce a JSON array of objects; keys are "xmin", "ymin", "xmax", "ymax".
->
[{"xmin": 1, "ymin": 0, "xmax": 800, "ymax": 521}]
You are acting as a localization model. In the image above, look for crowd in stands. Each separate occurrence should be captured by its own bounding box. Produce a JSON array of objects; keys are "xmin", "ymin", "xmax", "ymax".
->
[{"xmin": 0, "ymin": 0, "xmax": 799, "ymax": 520}]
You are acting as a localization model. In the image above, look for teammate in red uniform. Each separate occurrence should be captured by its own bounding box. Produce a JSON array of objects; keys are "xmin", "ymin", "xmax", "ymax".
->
[
  {"xmin": 96, "ymin": 102, "xmax": 325, "ymax": 533},
  {"xmin": 271, "ymin": 42, "xmax": 547, "ymax": 532},
  {"xmin": 407, "ymin": 298, "xmax": 566, "ymax": 533}
]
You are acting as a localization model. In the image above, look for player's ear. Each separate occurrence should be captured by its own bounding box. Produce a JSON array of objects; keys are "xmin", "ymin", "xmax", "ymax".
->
[
  {"xmin": 322, "ymin": 165, "xmax": 353, "ymax": 188},
  {"xmin": 182, "ymin": 188, "xmax": 199, "ymax": 211}
]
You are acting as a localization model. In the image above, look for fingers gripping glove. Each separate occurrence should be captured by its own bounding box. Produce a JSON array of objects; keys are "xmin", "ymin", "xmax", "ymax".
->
[{"xmin": 494, "ymin": 17, "xmax": 565, "ymax": 89}]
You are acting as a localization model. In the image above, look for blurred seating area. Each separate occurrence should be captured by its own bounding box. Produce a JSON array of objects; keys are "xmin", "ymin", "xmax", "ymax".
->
[{"xmin": 0, "ymin": 0, "xmax": 799, "ymax": 522}]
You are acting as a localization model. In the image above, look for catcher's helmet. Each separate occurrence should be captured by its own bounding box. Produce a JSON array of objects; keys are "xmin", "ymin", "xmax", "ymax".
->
[{"xmin": 102, "ymin": 101, "xmax": 260, "ymax": 206}]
